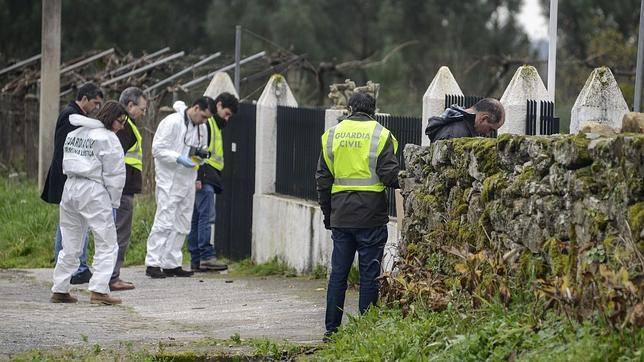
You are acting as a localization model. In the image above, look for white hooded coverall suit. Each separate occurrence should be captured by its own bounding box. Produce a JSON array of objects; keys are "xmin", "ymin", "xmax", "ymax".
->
[
  {"xmin": 145, "ymin": 102, "xmax": 207, "ymax": 269},
  {"xmin": 52, "ymin": 114, "xmax": 125, "ymax": 294}
]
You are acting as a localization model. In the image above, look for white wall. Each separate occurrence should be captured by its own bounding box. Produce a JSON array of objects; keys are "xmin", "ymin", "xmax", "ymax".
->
[{"xmin": 252, "ymin": 193, "xmax": 400, "ymax": 273}]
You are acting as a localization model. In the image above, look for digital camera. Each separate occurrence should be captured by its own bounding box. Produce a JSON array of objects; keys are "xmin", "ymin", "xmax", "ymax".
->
[{"xmin": 189, "ymin": 146, "xmax": 211, "ymax": 159}]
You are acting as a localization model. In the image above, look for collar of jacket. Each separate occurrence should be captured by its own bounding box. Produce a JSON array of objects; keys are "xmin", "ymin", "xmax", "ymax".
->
[
  {"xmin": 69, "ymin": 100, "xmax": 84, "ymax": 115},
  {"xmin": 340, "ymin": 112, "xmax": 374, "ymax": 122},
  {"xmin": 126, "ymin": 112, "xmax": 137, "ymax": 125},
  {"xmin": 441, "ymin": 105, "xmax": 474, "ymax": 121},
  {"xmin": 212, "ymin": 114, "xmax": 227, "ymax": 129}
]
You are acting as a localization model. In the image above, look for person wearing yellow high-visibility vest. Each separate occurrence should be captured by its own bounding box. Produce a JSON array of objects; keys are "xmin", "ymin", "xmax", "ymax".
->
[
  {"xmin": 109, "ymin": 87, "xmax": 147, "ymax": 291},
  {"xmin": 186, "ymin": 92, "xmax": 238, "ymax": 272},
  {"xmin": 316, "ymin": 93, "xmax": 400, "ymax": 340}
]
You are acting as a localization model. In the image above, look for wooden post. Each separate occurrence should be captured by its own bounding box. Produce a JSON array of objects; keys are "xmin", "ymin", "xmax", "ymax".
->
[{"xmin": 38, "ymin": 0, "xmax": 61, "ymax": 188}]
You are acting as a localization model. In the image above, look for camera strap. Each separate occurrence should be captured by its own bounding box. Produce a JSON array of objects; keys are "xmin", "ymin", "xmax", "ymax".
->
[{"xmin": 182, "ymin": 109, "xmax": 202, "ymax": 147}]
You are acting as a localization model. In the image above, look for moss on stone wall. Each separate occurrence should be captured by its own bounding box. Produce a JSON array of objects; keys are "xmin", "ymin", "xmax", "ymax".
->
[{"xmin": 395, "ymin": 134, "xmax": 644, "ymax": 325}]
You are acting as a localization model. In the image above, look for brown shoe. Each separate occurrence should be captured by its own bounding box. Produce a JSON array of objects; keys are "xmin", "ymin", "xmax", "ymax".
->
[
  {"xmin": 50, "ymin": 292, "xmax": 78, "ymax": 303},
  {"xmin": 109, "ymin": 279, "xmax": 135, "ymax": 291},
  {"xmin": 90, "ymin": 292, "xmax": 122, "ymax": 305},
  {"xmin": 200, "ymin": 257, "xmax": 228, "ymax": 271}
]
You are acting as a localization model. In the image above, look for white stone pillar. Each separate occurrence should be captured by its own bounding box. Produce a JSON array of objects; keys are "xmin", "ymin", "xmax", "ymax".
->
[
  {"xmin": 203, "ymin": 72, "xmax": 238, "ymax": 98},
  {"xmin": 252, "ymin": 75, "xmax": 298, "ymax": 265},
  {"xmin": 422, "ymin": 66, "xmax": 463, "ymax": 146},
  {"xmin": 254, "ymin": 74, "xmax": 298, "ymax": 195},
  {"xmin": 570, "ymin": 67, "xmax": 629, "ymax": 133},
  {"xmin": 324, "ymin": 108, "xmax": 345, "ymax": 130},
  {"xmin": 499, "ymin": 65, "xmax": 549, "ymax": 135}
]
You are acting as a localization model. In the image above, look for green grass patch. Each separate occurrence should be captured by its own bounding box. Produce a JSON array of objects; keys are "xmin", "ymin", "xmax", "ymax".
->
[
  {"xmin": 313, "ymin": 302, "xmax": 643, "ymax": 361},
  {"xmin": 0, "ymin": 176, "xmax": 317, "ymax": 276},
  {"xmin": 123, "ymin": 193, "xmax": 156, "ymax": 267},
  {"xmin": 230, "ymin": 256, "xmax": 297, "ymax": 277},
  {"xmin": 10, "ymin": 338, "xmax": 259, "ymax": 361},
  {"xmin": 0, "ymin": 176, "xmax": 156, "ymax": 268},
  {"xmin": 0, "ymin": 176, "xmax": 59, "ymax": 268}
]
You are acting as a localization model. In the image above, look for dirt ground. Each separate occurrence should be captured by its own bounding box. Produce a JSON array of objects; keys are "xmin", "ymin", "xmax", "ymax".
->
[{"xmin": 0, "ymin": 266, "xmax": 357, "ymax": 360}]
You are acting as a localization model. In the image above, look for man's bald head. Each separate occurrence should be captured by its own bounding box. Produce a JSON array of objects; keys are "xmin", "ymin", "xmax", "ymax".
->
[{"xmin": 469, "ymin": 98, "xmax": 505, "ymax": 135}]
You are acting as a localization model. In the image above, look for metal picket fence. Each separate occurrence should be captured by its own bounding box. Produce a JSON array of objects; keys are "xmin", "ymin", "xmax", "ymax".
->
[
  {"xmin": 376, "ymin": 114, "xmax": 422, "ymax": 217},
  {"xmin": 526, "ymin": 100, "xmax": 559, "ymax": 135},
  {"xmin": 275, "ymin": 105, "xmax": 326, "ymax": 201}
]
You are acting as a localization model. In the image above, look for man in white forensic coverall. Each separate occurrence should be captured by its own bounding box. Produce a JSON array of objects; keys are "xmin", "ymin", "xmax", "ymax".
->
[
  {"xmin": 51, "ymin": 102, "xmax": 126, "ymax": 305},
  {"xmin": 144, "ymin": 97, "xmax": 214, "ymax": 278}
]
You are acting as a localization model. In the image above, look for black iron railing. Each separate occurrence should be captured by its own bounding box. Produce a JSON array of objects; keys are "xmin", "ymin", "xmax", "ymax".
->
[
  {"xmin": 275, "ymin": 105, "xmax": 326, "ymax": 201},
  {"xmin": 376, "ymin": 114, "xmax": 422, "ymax": 217},
  {"xmin": 526, "ymin": 100, "xmax": 559, "ymax": 135},
  {"xmin": 444, "ymin": 94, "xmax": 483, "ymax": 110}
]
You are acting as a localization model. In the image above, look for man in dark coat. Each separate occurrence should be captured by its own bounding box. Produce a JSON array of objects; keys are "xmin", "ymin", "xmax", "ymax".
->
[
  {"xmin": 316, "ymin": 93, "xmax": 400, "ymax": 340},
  {"xmin": 41, "ymin": 83, "xmax": 104, "ymax": 284},
  {"xmin": 425, "ymin": 98, "xmax": 505, "ymax": 141}
]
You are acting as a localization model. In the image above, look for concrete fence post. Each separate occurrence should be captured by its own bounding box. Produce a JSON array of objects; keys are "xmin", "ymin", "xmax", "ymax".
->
[
  {"xmin": 422, "ymin": 66, "xmax": 463, "ymax": 146},
  {"xmin": 499, "ymin": 65, "xmax": 549, "ymax": 135},
  {"xmin": 254, "ymin": 74, "xmax": 298, "ymax": 195},
  {"xmin": 203, "ymin": 72, "xmax": 238, "ymax": 99},
  {"xmin": 324, "ymin": 109, "xmax": 346, "ymax": 130},
  {"xmin": 252, "ymin": 74, "xmax": 298, "ymax": 264},
  {"xmin": 570, "ymin": 67, "xmax": 629, "ymax": 133}
]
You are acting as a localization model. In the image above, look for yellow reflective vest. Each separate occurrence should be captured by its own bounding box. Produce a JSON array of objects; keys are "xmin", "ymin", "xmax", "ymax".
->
[
  {"xmin": 321, "ymin": 119, "xmax": 398, "ymax": 193},
  {"xmin": 203, "ymin": 116, "xmax": 224, "ymax": 171},
  {"xmin": 123, "ymin": 116, "xmax": 143, "ymax": 171}
]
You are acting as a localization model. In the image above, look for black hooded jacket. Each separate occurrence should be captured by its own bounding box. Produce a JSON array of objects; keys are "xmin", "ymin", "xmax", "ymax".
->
[{"xmin": 425, "ymin": 105, "xmax": 477, "ymax": 142}]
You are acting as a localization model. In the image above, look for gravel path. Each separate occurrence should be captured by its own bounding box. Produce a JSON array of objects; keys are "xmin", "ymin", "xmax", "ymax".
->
[{"xmin": 0, "ymin": 266, "xmax": 357, "ymax": 360}]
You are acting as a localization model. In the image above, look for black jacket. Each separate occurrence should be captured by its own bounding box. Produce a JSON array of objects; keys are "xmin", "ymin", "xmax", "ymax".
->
[
  {"xmin": 315, "ymin": 114, "xmax": 400, "ymax": 229},
  {"xmin": 425, "ymin": 105, "xmax": 477, "ymax": 142},
  {"xmin": 40, "ymin": 101, "xmax": 84, "ymax": 204},
  {"xmin": 117, "ymin": 116, "xmax": 143, "ymax": 195},
  {"xmin": 197, "ymin": 116, "xmax": 226, "ymax": 194}
]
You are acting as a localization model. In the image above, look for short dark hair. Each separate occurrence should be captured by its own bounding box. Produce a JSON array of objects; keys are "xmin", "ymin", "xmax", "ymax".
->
[
  {"xmin": 96, "ymin": 100, "xmax": 127, "ymax": 129},
  {"xmin": 192, "ymin": 96, "xmax": 217, "ymax": 114},
  {"xmin": 118, "ymin": 87, "xmax": 146, "ymax": 107},
  {"xmin": 348, "ymin": 93, "xmax": 376, "ymax": 116},
  {"xmin": 473, "ymin": 98, "xmax": 504, "ymax": 124},
  {"xmin": 213, "ymin": 92, "xmax": 239, "ymax": 114},
  {"xmin": 76, "ymin": 83, "xmax": 104, "ymax": 101}
]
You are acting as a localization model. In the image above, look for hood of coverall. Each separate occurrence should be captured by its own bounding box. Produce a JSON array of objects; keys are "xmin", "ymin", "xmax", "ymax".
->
[{"xmin": 69, "ymin": 114, "xmax": 104, "ymax": 129}]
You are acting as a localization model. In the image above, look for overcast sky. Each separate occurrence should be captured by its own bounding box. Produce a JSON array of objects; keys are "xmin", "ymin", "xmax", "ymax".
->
[{"xmin": 518, "ymin": 0, "xmax": 549, "ymax": 41}]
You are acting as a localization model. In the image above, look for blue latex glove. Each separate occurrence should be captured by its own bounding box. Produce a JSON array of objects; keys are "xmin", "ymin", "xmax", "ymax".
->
[{"xmin": 176, "ymin": 155, "xmax": 196, "ymax": 168}]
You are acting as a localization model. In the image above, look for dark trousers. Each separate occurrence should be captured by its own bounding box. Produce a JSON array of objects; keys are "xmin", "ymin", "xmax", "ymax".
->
[
  {"xmin": 188, "ymin": 184, "xmax": 216, "ymax": 265},
  {"xmin": 111, "ymin": 193, "xmax": 134, "ymax": 282},
  {"xmin": 325, "ymin": 226, "xmax": 388, "ymax": 333}
]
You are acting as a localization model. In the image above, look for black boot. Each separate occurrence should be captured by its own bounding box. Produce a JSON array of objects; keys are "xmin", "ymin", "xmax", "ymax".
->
[
  {"xmin": 163, "ymin": 267, "xmax": 194, "ymax": 277},
  {"xmin": 145, "ymin": 266, "xmax": 166, "ymax": 279},
  {"xmin": 70, "ymin": 269, "xmax": 92, "ymax": 285}
]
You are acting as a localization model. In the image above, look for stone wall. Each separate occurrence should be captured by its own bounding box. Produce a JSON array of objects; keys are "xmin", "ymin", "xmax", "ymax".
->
[{"xmin": 397, "ymin": 134, "xmax": 643, "ymax": 323}]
